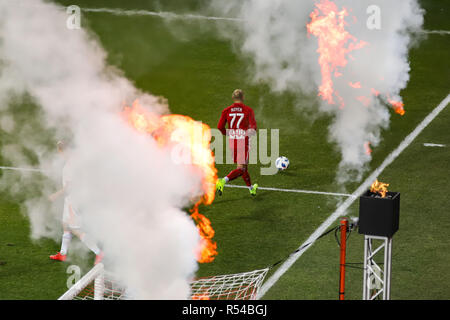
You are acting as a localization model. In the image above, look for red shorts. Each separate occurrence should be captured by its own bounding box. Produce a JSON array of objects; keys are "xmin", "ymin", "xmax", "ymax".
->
[{"xmin": 230, "ymin": 139, "xmax": 249, "ymax": 164}]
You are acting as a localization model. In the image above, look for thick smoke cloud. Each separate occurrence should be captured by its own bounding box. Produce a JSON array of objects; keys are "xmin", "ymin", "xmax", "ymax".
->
[
  {"xmin": 0, "ymin": 0, "xmax": 202, "ymax": 299},
  {"xmin": 210, "ymin": 0, "xmax": 424, "ymax": 184}
]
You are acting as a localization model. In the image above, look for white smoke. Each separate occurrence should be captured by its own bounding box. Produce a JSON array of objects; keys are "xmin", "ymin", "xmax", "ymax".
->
[
  {"xmin": 0, "ymin": 0, "xmax": 202, "ymax": 299},
  {"xmin": 210, "ymin": 0, "xmax": 424, "ymax": 184}
]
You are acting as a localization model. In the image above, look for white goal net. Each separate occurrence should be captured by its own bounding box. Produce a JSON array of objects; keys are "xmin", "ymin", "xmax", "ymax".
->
[{"xmin": 59, "ymin": 263, "xmax": 269, "ymax": 300}]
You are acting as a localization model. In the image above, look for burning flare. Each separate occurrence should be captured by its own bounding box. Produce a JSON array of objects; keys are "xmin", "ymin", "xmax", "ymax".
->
[
  {"xmin": 308, "ymin": 0, "xmax": 407, "ymax": 115},
  {"xmin": 190, "ymin": 207, "xmax": 217, "ymax": 263},
  {"xmin": 364, "ymin": 142, "xmax": 372, "ymax": 155},
  {"xmin": 370, "ymin": 179, "xmax": 389, "ymax": 198},
  {"xmin": 123, "ymin": 100, "xmax": 218, "ymax": 263},
  {"xmin": 306, "ymin": 0, "xmax": 368, "ymax": 107},
  {"xmin": 307, "ymin": 0, "xmax": 406, "ymax": 157},
  {"xmin": 349, "ymin": 81, "xmax": 362, "ymax": 89},
  {"xmin": 388, "ymin": 99, "xmax": 405, "ymax": 116}
]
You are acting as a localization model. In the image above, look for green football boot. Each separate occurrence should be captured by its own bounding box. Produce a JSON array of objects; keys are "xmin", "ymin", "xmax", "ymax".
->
[
  {"xmin": 216, "ymin": 178, "xmax": 226, "ymax": 196},
  {"xmin": 249, "ymin": 183, "xmax": 258, "ymax": 196}
]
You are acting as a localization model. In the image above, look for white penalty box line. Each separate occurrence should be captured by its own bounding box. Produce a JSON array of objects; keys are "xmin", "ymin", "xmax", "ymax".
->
[{"xmin": 257, "ymin": 93, "xmax": 450, "ymax": 299}]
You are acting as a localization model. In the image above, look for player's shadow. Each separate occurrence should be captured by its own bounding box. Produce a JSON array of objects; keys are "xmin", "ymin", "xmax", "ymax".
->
[
  {"xmin": 249, "ymin": 191, "xmax": 269, "ymax": 201},
  {"xmin": 212, "ymin": 188, "xmax": 270, "ymax": 204}
]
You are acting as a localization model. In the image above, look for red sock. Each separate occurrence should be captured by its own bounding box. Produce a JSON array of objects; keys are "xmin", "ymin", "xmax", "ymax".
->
[
  {"xmin": 226, "ymin": 168, "xmax": 245, "ymax": 182},
  {"xmin": 242, "ymin": 170, "xmax": 252, "ymax": 187}
]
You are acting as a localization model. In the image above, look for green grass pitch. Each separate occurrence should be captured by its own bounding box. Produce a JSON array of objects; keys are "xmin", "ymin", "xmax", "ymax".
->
[{"xmin": 0, "ymin": 0, "xmax": 449, "ymax": 300}]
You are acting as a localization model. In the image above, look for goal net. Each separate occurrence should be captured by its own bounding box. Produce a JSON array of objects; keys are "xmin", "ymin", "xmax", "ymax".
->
[{"xmin": 59, "ymin": 263, "xmax": 269, "ymax": 300}]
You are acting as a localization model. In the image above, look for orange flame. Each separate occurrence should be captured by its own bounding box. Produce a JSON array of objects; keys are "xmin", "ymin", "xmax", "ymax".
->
[
  {"xmin": 371, "ymin": 88, "xmax": 380, "ymax": 97},
  {"xmin": 349, "ymin": 81, "xmax": 361, "ymax": 89},
  {"xmin": 191, "ymin": 292, "xmax": 211, "ymax": 300},
  {"xmin": 370, "ymin": 179, "xmax": 389, "ymax": 198},
  {"xmin": 388, "ymin": 99, "xmax": 405, "ymax": 116},
  {"xmin": 307, "ymin": 0, "xmax": 368, "ymax": 107},
  {"xmin": 123, "ymin": 100, "xmax": 218, "ymax": 263},
  {"xmin": 190, "ymin": 205, "xmax": 217, "ymax": 263},
  {"xmin": 307, "ymin": 1, "xmax": 406, "ymax": 116},
  {"xmin": 123, "ymin": 100, "xmax": 161, "ymax": 134},
  {"xmin": 357, "ymin": 96, "xmax": 371, "ymax": 107},
  {"xmin": 364, "ymin": 142, "xmax": 372, "ymax": 155}
]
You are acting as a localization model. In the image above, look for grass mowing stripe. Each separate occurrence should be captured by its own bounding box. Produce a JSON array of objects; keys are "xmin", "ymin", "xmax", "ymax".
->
[{"xmin": 257, "ymin": 93, "xmax": 450, "ymax": 299}]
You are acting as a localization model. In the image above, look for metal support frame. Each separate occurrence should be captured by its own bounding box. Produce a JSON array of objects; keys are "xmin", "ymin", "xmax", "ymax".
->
[{"xmin": 362, "ymin": 235, "xmax": 393, "ymax": 300}]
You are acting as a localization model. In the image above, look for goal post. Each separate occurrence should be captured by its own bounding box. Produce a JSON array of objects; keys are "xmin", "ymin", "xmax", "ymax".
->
[
  {"xmin": 190, "ymin": 268, "xmax": 269, "ymax": 300},
  {"xmin": 59, "ymin": 264, "xmax": 269, "ymax": 300}
]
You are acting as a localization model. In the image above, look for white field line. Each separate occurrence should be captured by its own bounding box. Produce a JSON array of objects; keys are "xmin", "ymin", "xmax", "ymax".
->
[
  {"xmin": 423, "ymin": 143, "xmax": 446, "ymax": 147},
  {"xmin": 225, "ymin": 184, "xmax": 354, "ymax": 198},
  {"xmin": 82, "ymin": 8, "xmax": 243, "ymax": 22},
  {"xmin": 5, "ymin": 3, "xmax": 450, "ymax": 35},
  {"xmin": 0, "ymin": 166, "xmax": 352, "ymax": 198},
  {"xmin": 81, "ymin": 8, "xmax": 450, "ymax": 37},
  {"xmin": 257, "ymin": 93, "xmax": 450, "ymax": 299},
  {"xmin": 0, "ymin": 166, "xmax": 45, "ymax": 173},
  {"xmin": 421, "ymin": 30, "xmax": 450, "ymax": 35}
]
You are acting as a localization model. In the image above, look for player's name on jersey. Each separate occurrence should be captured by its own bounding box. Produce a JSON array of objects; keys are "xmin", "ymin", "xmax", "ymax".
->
[{"xmin": 230, "ymin": 107, "xmax": 243, "ymax": 112}]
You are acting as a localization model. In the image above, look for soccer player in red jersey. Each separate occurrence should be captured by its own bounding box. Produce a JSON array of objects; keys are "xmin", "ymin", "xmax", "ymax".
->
[{"xmin": 216, "ymin": 89, "xmax": 258, "ymax": 196}]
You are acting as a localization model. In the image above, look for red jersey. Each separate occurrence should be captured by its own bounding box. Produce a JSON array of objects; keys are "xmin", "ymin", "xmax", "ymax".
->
[
  {"xmin": 217, "ymin": 102, "xmax": 257, "ymax": 141},
  {"xmin": 217, "ymin": 102, "xmax": 256, "ymax": 164}
]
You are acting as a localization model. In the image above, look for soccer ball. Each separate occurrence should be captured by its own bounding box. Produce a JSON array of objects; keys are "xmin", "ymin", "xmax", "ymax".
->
[{"xmin": 275, "ymin": 156, "xmax": 290, "ymax": 171}]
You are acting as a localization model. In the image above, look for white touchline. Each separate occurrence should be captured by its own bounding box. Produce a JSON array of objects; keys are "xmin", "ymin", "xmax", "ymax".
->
[
  {"xmin": 225, "ymin": 184, "xmax": 354, "ymax": 198},
  {"xmin": 82, "ymin": 8, "xmax": 243, "ymax": 22},
  {"xmin": 257, "ymin": 93, "xmax": 450, "ymax": 299},
  {"xmin": 80, "ymin": 8, "xmax": 450, "ymax": 37}
]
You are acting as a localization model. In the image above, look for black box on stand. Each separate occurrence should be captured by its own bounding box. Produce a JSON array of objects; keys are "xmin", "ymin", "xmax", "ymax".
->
[{"xmin": 358, "ymin": 191, "xmax": 400, "ymax": 238}]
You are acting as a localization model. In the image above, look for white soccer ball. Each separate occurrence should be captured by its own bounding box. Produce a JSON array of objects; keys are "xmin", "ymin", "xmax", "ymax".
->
[{"xmin": 275, "ymin": 156, "xmax": 290, "ymax": 171}]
